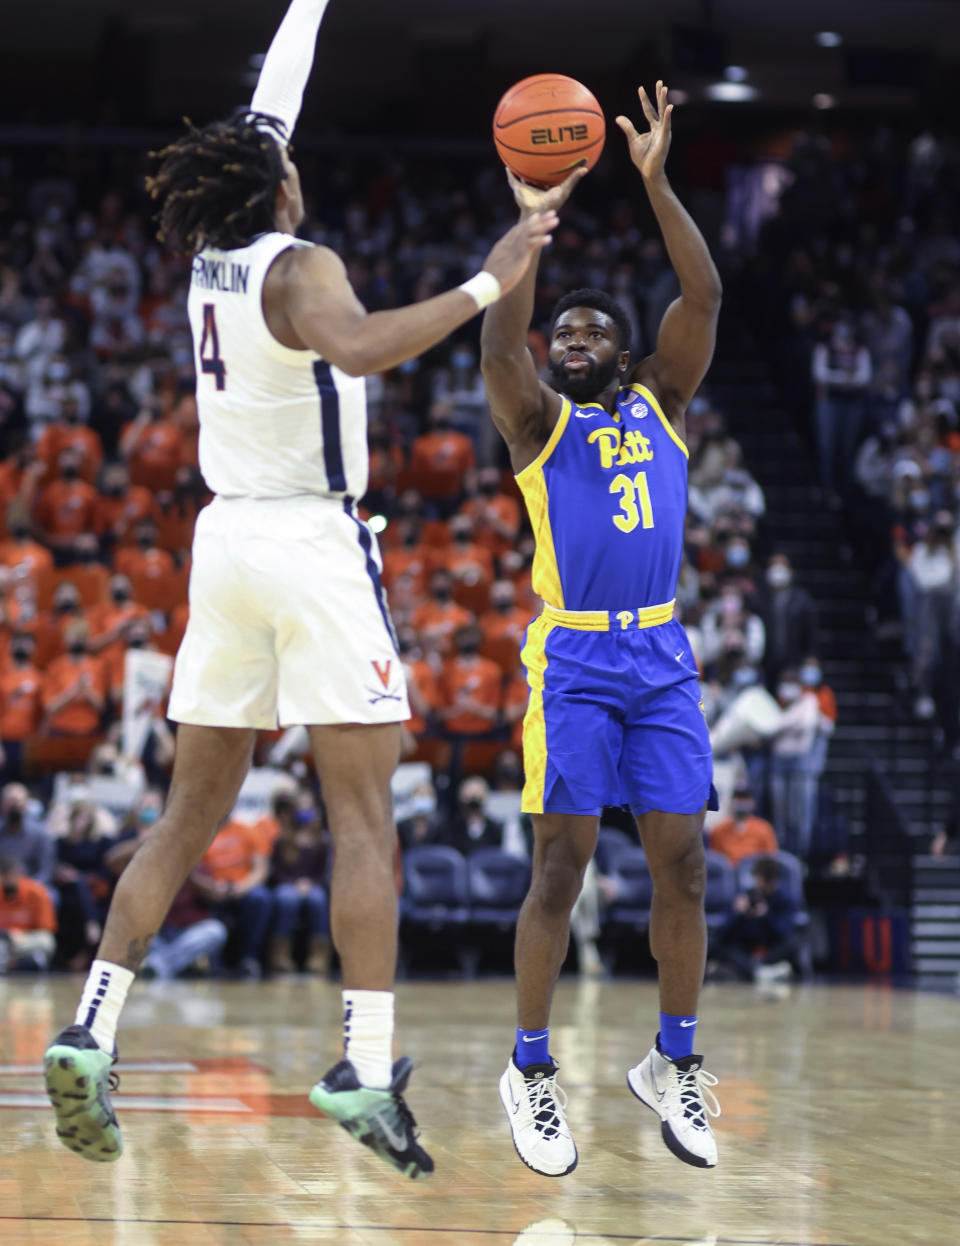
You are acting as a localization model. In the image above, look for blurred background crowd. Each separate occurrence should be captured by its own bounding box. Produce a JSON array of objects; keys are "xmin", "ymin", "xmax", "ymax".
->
[{"xmin": 1, "ymin": 98, "xmax": 958, "ymax": 982}]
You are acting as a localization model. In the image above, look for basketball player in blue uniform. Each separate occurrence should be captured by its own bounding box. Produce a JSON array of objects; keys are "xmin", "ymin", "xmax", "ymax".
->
[
  {"xmin": 41, "ymin": 0, "xmax": 555, "ymax": 1180},
  {"xmin": 481, "ymin": 82, "xmax": 723, "ymax": 1176}
]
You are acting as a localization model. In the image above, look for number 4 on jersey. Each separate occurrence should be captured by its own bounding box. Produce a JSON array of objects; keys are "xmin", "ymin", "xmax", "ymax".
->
[{"xmin": 200, "ymin": 303, "xmax": 226, "ymax": 391}]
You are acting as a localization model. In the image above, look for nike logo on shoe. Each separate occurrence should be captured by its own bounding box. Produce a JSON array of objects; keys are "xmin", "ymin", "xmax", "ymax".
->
[{"xmin": 377, "ymin": 1114, "xmax": 409, "ymax": 1151}]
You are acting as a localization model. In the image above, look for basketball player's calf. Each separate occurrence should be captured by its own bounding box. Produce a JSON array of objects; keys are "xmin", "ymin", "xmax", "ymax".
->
[
  {"xmin": 306, "ymin": 723, "xmax": 432, "ymax": 1179},
  {"xmin": 500, "ymin": 815, "xmax": 596, "ymax": 1176},
  {"xmin": 45, "ymin": 726, "xmax": 256, "ymax": 1162},
  {"xmin": 627, "ymin": 809, "xmax": 721, "ymax": 1168}
]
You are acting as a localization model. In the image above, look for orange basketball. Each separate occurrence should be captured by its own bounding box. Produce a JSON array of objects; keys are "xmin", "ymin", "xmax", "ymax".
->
[{"xmin": 493, "ymin": 73, "xmax": 605, "ymax": 188}]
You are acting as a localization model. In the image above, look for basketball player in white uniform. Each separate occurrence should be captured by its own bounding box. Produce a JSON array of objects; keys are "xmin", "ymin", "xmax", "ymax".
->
[{"xmin": 43, "ymin": 0, "xmax": 557, "ymax": 1179}]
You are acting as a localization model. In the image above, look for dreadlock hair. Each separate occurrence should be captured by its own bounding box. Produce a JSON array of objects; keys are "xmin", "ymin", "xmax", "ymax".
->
[
  {"xmin": 146, "ymin": 110, "xmax": 289, "ymax": 254},
  {"xmin": 549, "ymin": 288, "xmax": 632, "ymax": 352}
]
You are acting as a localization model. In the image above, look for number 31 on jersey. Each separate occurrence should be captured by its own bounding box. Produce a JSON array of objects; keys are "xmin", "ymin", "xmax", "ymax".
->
[{"xmin": 609, "ymin": 470, "xmax": 654, "ymax": 532}]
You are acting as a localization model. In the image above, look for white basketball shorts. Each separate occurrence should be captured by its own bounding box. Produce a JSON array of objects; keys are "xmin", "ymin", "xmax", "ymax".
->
[{"xmin": 168, "ymin": 495, "xmax": 409, "ymax": 729}]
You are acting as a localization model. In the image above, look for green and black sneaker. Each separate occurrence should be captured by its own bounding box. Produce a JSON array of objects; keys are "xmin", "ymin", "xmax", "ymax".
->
[
  {"xmin": 43, "ymin": 1024, "xmax": 122, "ymax": 1162},
  {"xmin": 309, "ymin": 1056, "xmax": 433, "ymax": 1179}
]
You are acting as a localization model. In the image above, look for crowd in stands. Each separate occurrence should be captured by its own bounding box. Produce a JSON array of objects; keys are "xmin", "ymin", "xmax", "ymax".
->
[
  {"xmin": 0, "ymin": 136, "xmax": 874, "ymax": 982},
  {"xmin": 743, "ymin": 127, "xmax": 960, "ymax": 749}
]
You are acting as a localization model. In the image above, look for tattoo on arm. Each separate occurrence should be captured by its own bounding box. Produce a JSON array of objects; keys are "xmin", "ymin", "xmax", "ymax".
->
[{"xmin": 123, "ymin": 934, "xmax": 156, "ymax": 971}]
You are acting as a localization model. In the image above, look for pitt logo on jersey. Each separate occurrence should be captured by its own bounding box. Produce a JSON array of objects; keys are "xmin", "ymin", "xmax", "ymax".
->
[{"xmin": 586, "ymin": 426, "xmax": 655, "ymax": 470}]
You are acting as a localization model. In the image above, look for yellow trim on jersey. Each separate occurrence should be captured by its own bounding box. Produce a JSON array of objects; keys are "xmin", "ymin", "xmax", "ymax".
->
[
  {"xmin": 515, "ymin": 398, "xmax": 570, "ymax": 610},
  {"xmin": 515, "ymin": 396, "xmax": 572, "ymax": 481},
  {"xmin": 627, "ymin": 383, "xmax": 689, "ymax": 458},
  {"xmin": 520, "ymin": 614, "xmax": 556, "ymax": 814},
  {"xmin": 543, "ymin": 600, "xmax": 676, "ymax": 632}
]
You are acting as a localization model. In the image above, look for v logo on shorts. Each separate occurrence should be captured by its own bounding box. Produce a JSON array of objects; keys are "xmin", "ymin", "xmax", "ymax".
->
[{"xmin": 371, "ymin": 659, "xmax": 393, "ymax": 689}]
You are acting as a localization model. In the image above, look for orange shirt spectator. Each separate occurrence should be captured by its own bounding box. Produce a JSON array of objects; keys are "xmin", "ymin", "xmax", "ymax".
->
[
  {"xmin": 479, "ymin": 580, "xmax": 532, "ymax": 673},
  {"xmin": 709, "ymin": 801, "xmax": 779, "ymax": 867},
  {"xmin": 172, "ymin": 392, "xmax": 200, "ymax": 469},
  {"xmin": 41, "ymin": 639, "xmax": 108, "ymax": 735},
  {"xmin": 158, "ymin": 601, "xmax": 189, "ymax": 658},
  {"xmin": 114, "ymin": 528, "xmax": 178, "ymax": 611},
  {"xmin": 439, "ymin": 627, "xmax": 503, "ymax": 735},
  {"xmin": 88, "ymin": 580, "xmax": 152, "ymax": 694},
  {"xmin": 408, "ymin": 406, "xmax": 475, "ymax": 500},
  {"xmin": 36, "ymin": 419, "xmax": 103, "ymax": 486},
  {"xmin": 404, "ymin": 658, "xmax": 441, "ymax": 736},
  {"xmin": 463, "ymin": 469, "xmax": 522, "ymax": 556},
  {"xmin": 382, "ymin": 542, "xmax": 435, "ymax": 599},
  {"xmin": 31, "ymin": 585, "xmax": 90, "ymax": 669},
  {"xmin": 96, "ymin": 471, "xmax": 161, "ymax": 548},
  {"xmin": 0, "ymin": 525, "xmax": 55, "ymax": 605},
  {"xmin": 0, "ymin": 642, "xmax": 43, "ymax": 740},
  {"xmin": 411, "ymin": 572, "xmax": 473, "ymax": 658},
  {"xmin": 440, "ymin": 518, "xmax": 494, "ymax": 589},
  {"xmin": 198, "ymin": 819, "xmax": 265, "ymax": 884},
  {"xmin": 120, "ymin": 407, "xmax": 186, "ymax": 493},
  {"xmin": 59, "ymin": 536, "xmax": 111, "ymax": 607},
  {"xmin": 155, "ymin": 495, "xmax": 198, "ymax": 558},
  {"xmin": 367, "ymin": 425, "xmax": 405, "ymax": 497},
  {"xmin": 0, "ymin": 875, "xmax": 56, "ymax": 933},
  {"xmin": 33, "ymin": 471, "xmax": 101, "ymax": 552}
]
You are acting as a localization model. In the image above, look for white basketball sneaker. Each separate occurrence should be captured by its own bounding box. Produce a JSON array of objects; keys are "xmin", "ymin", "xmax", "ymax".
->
[
  {"xmin": 499, "ymin": 1054, "xmax": 578, "ymax": 1177},
  {"xmin": 627, "ymin": 1044, "xmax": 720, "ymax": 1168}
]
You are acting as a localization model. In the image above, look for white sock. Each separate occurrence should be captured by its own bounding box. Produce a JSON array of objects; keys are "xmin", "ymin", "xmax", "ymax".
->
[
  {"xmin": 342, "ymin": 989, "xmax": 394, "ymax": 1088},
  {"xmin": 75, "ymin": 960, "xmax": 135, "ymax": 1054}
]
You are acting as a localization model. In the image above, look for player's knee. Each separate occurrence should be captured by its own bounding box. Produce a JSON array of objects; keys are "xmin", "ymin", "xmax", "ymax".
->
[
  {"xmin": 532, "ymin": 849, "xmax": 585, "ymax": 915},
  {"xmin": 657, "ymin": 845, "xmax": 706, "ymax": 905}
]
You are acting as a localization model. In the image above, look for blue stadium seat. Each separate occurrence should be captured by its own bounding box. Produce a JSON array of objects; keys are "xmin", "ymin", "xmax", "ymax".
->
[
  {"xmin": 595, "ymin": 825, "xmax": 633, "ymax": 873},
  {"xmin": 466, "ymin": 848, "xmax": 531, "ymax": 926},
  {"xmin": 401, "ymin": 845, "xmax": 470, "ymax": 927},
  {"xmin": 605, "ymin": 846, "xmax": 654, "ymax": 932},
  {"xmin": 704, "ymin": 850, "xmax": 737, "ymax": 933}
]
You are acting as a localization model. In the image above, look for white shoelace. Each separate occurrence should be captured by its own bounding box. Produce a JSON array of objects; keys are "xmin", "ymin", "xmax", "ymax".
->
[
  {"xmin": 671, "ymin": 1067, "xmax": 721, "ymax": 1128},
  {"xmin": 525, "ymin": 1074, "xmax": 569, "ymax": 1139}
]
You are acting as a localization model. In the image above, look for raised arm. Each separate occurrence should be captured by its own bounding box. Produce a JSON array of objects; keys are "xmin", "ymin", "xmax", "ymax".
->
[
  {"xmin": 274, "ymin": 210, "xmax": 557, "ymax": 377},
  {"xmin": 249, "ymin": 0, "xmax": 332, "ymax": 142},
  {"xmin": 480, "ymin": 168, "xmax": 584, "ymax": 464},
  {"xmin": 617, "ymin": 83, "xmax": 721, "ymax": 417}
]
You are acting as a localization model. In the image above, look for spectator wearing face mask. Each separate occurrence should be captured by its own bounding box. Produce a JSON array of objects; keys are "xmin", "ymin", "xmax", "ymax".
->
[
  {"xmin": 32, "ymin": 449, "xmax": 102, "ymax": 565},
  {"xmin": 114, "ymin": 520, "xmax": 178, "ymax": 612},
  {"xmin": 52, "ymin": 797, "xmax": 115, "ymax": 971},
  {"xmin": 479, "ymin": 580, "xmax": 532, "ymax": 674},
  {"xmin": 40, "ymin": 622, "xmax": 107, "ymax": 736},
  {"xmin": 13, "ymin": 296, "xmax": 66, "ymax": 388},
  {"xmin": 700, "ymin": 587, "xmax": 766, "ymax": 669},
  {"xmin": 0, "ymin": 782, "xmax": 54, "ymax": 888},
  {"xmin": 440, "ymin": 514, "xmax": 494, "ymax": 613},
  {"xmin": 770, "ymin": 670, "xmax": 823, "ymax": 859},
  {"xmin": 411, "ymin": 570, "xmax": 473, "ymax": 659},
  {"xmin": 812, "ymin": 317, "xmax": 873, "ymax": 501},
  {"xmin": 408, "ymin": 400, "xmax": 476, "ymax": 511},
  {"xmin": 902, "ymin": 509, "xmax": 959, "ymax": 721},
  {"xmin": 33, "ymin": 581, "xmax": 89, "ymax": 668},
  {"xmin": 62, "ymin": 533, "xmax": 111, "ymax": 607},
  {"xmin": 396, "ymin": 780, "xmax": 443, "ymax": 851},
  {"xmin": 463, "ymin": 467, "xmax": 521, "ymax": 558},
  {"xmin": 430, "ymin": 341, "xmax": 488, "ymax": 445},
  {"xmin": 758, "ymin": 554, "xmax": 818, "ymax": 692},
  {"xmin": 708, "ymin": 856, "xmax": 799, "ymax": 984},
  {"xmin": 95, "ymin": 462, "xmax": 160, "ymax": 549},
  {"xmin": 119, "ymin": 397, "xmax": 186, "ymax": 494},
  {"xmin": 709, "ymin": 787, "xmax": 779, "ymax": 866},
  {"xmin": 396, "ymin": 626, "xmax": 440, "ymax": 741},
  {"xmin": 0, "ymin": 510, "xmax": 54, "ymax": 603},
  {"xmin": 436, "ymin": 776, "xmax": 504, "ymax": 856},
  {"xmin": 35, "ymin": 392, "xmax": 103, "ymax": 486},
  {"xmin": 0, "ymin": 853, "xmax": 57, "ymax": 973},
  {"xmin": 87, "ymin": 575, "xmax": 151, "ymax": 695},
  {"xmin": 382, "ymin": 516, "xmax": 435, "ymax": 601},
  {"xmin": 0, "ymin": 632, "xmax": 42, "ymax": 778},
  {"xmin": 439, "ymin": 624, "xmax": 503, "ymax": 738}
]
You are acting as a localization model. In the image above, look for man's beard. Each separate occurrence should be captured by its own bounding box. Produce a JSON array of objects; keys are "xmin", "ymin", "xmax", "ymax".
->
[{"xmin": 547, "ymin": 354, "xmax": 621, "ymax": 404}]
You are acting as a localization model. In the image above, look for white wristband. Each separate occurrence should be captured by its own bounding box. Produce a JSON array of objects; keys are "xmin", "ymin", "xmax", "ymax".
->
[{"xmin": 458, "ymin": 271, "xmax": 502, "ymax": 311}]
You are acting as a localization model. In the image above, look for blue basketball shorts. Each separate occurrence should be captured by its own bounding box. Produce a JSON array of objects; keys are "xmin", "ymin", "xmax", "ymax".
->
[{"xmin": 520, "ymin": 610, "xmax": 716, "ymax": 818}]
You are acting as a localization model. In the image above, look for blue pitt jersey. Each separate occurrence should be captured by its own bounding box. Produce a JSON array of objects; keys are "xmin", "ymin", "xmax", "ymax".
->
[{"xmin": 516, "ymin": 383, "xmax": 689, "ymax": 611}]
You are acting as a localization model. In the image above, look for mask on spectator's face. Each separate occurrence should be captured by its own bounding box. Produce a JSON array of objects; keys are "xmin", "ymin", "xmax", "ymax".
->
[
  {"xmin": 433, "ymin": 584, "xmax": 451, "ymax": 602},
  {"xmin": 137, "ymin": 533, "xmax": 153, "ymax": 549},
  {"xmin": 731, "ymin": 666, "xmax": 757, "ymax": 687},
  {"xmin": 47, "ymin": 361, "xmax": 70, "ymax": 383},
  {"xmin": 732, "ymin": 802, "xmax": 753, "ymax": 820},
  {"xmin": 139, "ymin": 807, "xmax": 160, "ymax": 825},
  {"xmin": 11, "ymin": 645, "xmax": 31, "ymax": 663},
  {"xmin": 111, "ymin": 586, "xmax": 130, "ymax": 605},
  {"xmin": 10, "ymin": 524, "xmax": 28, "ymax": 541},
  {"xmin": 2, "ymin": 882, "xmax": 17, "ymax": 899},
  {"xmin": 452, "ymin": 527, "xmax": 470, "ymax": 545},
  {"xmin": 5, "ymin": 808, "xmax": 23, "ymax": 828},
  {"xmin": 462, "ymin": 797, "xmax": 484, "ymax": 814},
  {"xmin": 61, "ymin": 464, "xmax": 79, "ymax": 481},
  {"xmin": 457, "ymin": 638, "xmax": 479, "ymax": 656},
  {"xmin": 800, "ymin": 664, "xmax": 821, "ymax": 686},
  {"xmin": 726, "ymin": 543, "xmax": 750, "ymax": 568},
  {"xmin": 479, "ymin": 478, "xmax": 498, "ymax": 496},
  {"xmin": 56, "ymin": 597, "xmax": 77, "ymax": 615},
  {"xmin": 450, "ymin": 350, "xmax": 473, "ymax": 371},
  {"xmin": 432, "ymin": 415, "xmax": 451, "ymax": 432},
  {"xmin": 410, "ymin": 794, "xmax": 436, "ymax": 818},
  {"xmin": 909, "ymin": 490, "xmax": 930, "ymax": 511},
  {"xmin": 778, "ymin": 682, "xmax": 801, "ymax": 702},
  {"xmin": 67, "ymin": 640, "xmax": 86, "ymax": 656},
  {"xmin": 767, "ymin": 564, "xmax": 791, "ymax": 589}
]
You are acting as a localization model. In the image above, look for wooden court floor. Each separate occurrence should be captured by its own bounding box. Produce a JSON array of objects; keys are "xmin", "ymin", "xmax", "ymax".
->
[{"xmin": 0, "ymin": 975, "xmax": 957, "ymax": 1246}]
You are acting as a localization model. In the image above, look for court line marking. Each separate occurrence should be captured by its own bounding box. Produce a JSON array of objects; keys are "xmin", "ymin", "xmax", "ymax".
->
[{"xmin": 0, "ymin": 1219, "xmax": 876, "ymax": 1244}]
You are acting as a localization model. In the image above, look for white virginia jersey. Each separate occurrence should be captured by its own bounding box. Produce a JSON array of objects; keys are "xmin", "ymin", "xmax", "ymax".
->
[{"xmin": 187, "ymin": 232, "xmax": 368, "ymax": 500}]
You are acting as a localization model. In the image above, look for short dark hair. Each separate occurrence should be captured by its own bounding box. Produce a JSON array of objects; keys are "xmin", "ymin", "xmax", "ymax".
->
[
  {"xmin": 549, "ymin": 288, "xmax": 632, "ymax": 351},
  {"xmin": 751, "ymin": 857, "xmax": 782, "ymax": 886},
  {"xmin": 146, "ymin": 110, "xmax": 288, "ymax": 253}
]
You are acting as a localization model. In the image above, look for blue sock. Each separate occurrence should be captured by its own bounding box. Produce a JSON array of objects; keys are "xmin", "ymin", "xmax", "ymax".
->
[
  {"xmin": 658, "ymin": 1013, "xmax": 698, "ymax": 1060},
  {"xmin": 515, "ymin": 1026, "xmax": 550, "ymax": 1068}
]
